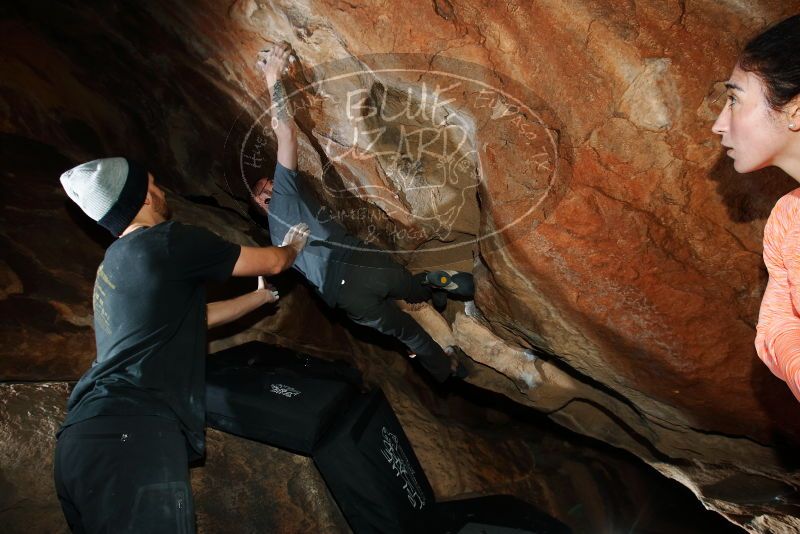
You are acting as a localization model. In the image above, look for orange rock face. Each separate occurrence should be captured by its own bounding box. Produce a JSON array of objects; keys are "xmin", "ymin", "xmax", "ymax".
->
[{"xmin": 3, "ymin": 1, "xmax": 800, "ymax": 531}]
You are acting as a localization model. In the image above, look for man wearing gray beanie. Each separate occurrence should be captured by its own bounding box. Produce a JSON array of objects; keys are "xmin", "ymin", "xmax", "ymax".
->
[{"xmin": 53, "ymin": 156, "xmax": 310, "ymax": 533}]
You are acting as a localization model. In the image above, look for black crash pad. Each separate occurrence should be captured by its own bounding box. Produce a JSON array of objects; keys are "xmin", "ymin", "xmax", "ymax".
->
[
  {"xmin": 313, "ymin": 389, "xmax": 435, "ymax": 534},
  {"xmin": 206, "ymin": 341, "xmax": 361, "ymax": 455}
]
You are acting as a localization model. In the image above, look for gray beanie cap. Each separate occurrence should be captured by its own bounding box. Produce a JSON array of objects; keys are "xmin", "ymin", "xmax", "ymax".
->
[{"xmin": 60, "ymin": 157, "xmax": 149, "ymax": 236}]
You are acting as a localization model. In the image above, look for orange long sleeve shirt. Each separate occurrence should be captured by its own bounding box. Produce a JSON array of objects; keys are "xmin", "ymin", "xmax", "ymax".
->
[{"xmin": 755, "ymin": 188, "xmax": 800, "ymax": 402}]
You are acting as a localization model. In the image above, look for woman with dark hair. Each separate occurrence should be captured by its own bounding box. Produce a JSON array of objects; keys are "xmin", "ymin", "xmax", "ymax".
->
[{"xmin": 712, "ymin": 14, "xmax": 800, "ymax": 401}]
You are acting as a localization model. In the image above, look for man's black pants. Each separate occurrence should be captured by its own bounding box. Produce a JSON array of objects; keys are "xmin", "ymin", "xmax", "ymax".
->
[
  {"xmin": 335, "ymin": 248, "xmax": 453, "ymax": 382},
  {"xmin": 54, "ymin": 415, "xmax": 195, "ymax": 534}
]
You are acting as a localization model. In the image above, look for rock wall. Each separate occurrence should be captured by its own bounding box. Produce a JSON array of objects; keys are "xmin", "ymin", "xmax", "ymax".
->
[{"xmin": 2, "ymin": 1, "xmax": 800, "ymax": 531}]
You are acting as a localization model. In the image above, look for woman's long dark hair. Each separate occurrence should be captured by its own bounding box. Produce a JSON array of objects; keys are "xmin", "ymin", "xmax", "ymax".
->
[{"xmin": 738, "ymin": 14, "xmax": 800, "ymax": 110}]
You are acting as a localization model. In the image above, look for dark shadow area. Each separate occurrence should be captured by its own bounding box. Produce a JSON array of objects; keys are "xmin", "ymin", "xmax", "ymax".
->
[
  {"xmin": 703, "ymin": 471, "xmax": 800, "ymax": 514},
  {"xmin": 435, "ymin": 378, "xmax": 745, "ymax": 534},
  {"xmin": 63, "ymin": 200, "xmax": 116, "ymax": 250},
  {"xmin": 1, "ymin": 133, "xmax": 116, "ymax": 251},
  {"xmin": 750, "ymin": 355, "xmax": 800, "ymax": 471},
  {"xmin": 707, "ymin": 153, "xmax": 796, "ymax": 223}
]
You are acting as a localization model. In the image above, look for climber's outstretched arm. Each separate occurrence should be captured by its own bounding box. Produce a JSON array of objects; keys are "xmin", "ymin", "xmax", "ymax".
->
[{"xmin": 259, "ymin": 43, "xmax": 297, "ymax": 171}]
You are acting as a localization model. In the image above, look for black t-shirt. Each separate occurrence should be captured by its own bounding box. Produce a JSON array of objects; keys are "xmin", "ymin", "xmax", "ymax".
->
[
  {"xmin": 267, "ymin": 162, "xmax": 361, "ymax": 307},
  {"xmin": 60, "ymin": 221, "xmax": 241, "ymax": 459}
]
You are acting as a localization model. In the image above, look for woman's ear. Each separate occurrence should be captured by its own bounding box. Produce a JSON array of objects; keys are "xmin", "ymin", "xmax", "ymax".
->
[{"xmin": 787, "ymin": 97, "xmax": 800, "ymax": 131}]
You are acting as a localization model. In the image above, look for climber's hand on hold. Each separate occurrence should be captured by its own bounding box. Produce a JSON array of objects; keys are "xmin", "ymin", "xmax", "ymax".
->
[{"xmin": 256, "ymin": 41, "xmax": 294, "ymax": 85}]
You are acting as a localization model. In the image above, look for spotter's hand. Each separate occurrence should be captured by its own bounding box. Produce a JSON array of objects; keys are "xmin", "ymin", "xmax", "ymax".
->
[
  {"xmin": 281, "ymin": 222, "xmax": 310, "ymax": 252},
  {"xmin": 257, "ymin": 275, "xmax": 280, "ymax": 304}
]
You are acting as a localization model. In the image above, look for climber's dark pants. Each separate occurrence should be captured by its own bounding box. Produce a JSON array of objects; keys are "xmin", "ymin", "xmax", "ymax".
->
[
  {"xmin": 54, "ymin": 415, "xmax": 195, "ymax": 534},
  {"xmin": 335, "ymin": 248, "xmax": 452, "ymax": 382}
]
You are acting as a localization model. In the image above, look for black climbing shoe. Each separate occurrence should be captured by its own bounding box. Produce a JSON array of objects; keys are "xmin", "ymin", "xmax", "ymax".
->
[
  {"xmin": 412, "ymin": 272, "xmax": 453, "ymax": 310},
  {"xmin": 425, "ymin": 270, "xmax": 475, "ymax": 298},
  {"xmin": 452, "ymin": 360, "xmax": 469, "ymax": 380}
]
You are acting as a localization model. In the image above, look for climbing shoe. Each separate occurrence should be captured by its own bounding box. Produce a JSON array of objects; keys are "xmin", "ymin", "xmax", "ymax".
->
[
  {"xmin": 430, "ymin": 289, "xmax": 448, "ymax": 311},
  {"xmin": 445, "ymin": 345, "xmax": 472, "ymax": 380},
  {"xmin": 425, "ymin": 270, "xmax": 475, "ymax": 298}
]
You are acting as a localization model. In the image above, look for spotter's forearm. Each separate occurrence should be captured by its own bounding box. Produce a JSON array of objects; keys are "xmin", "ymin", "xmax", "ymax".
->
[{"xmin": 207, "ymin": 290, "xmax": 269, "ymax": 329}]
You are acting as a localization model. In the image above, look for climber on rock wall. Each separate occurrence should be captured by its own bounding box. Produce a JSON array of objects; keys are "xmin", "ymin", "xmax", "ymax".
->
[
  {"xmin": 251, "ymin": 42, "xmax": 473, "ymax": 383},
  {"xmin": 53, "ymin": 157, "xmax": 310, "ymax": 532},
  {"xmin": 712, "ymin": 14, "xmax": 800, "ymax": 402}
]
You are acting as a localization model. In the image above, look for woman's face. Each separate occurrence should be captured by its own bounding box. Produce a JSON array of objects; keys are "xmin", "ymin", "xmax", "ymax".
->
[{"xmin": 712, "ymin": 66, "xmax": 794, "ymax": 174}]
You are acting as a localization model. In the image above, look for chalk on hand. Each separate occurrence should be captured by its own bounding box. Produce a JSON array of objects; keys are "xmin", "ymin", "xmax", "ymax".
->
[{"xmin": 257, "ymin": 48, "xmax": 298, "ymax": 63}]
